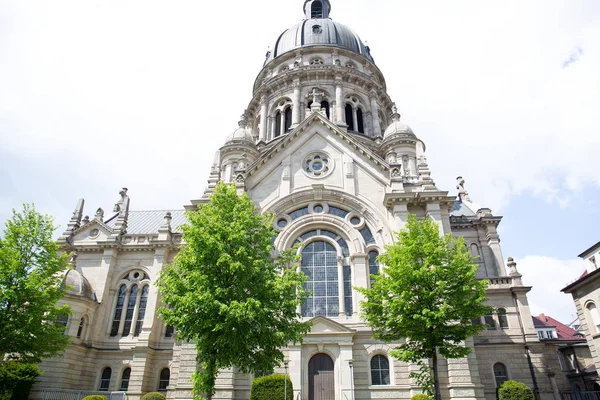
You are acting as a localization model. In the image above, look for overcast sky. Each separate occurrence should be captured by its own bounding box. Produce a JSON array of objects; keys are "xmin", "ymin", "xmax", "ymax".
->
[{"xmin": 1, "ymin": 0, "xmax": 599, "ymax": 324}]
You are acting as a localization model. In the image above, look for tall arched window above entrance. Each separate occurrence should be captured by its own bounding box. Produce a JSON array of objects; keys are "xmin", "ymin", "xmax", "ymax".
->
[
  {"xmin": 369, "ymin": 251, "xmax": 380, "ymax": 286},
  {"xmin": 110, "ymin": 285, "xmax": 126, "ymax": 337},
  {"xmin": 110, "ymin": 270, "xmax": 151, "ymax": 338},
  {"xmin": 134, "ymin": 285, "xmax": 149, "ymax": 337},
  {"xmin": 302, "ymin": 241, "xmax": 339, "ymax": 317}
]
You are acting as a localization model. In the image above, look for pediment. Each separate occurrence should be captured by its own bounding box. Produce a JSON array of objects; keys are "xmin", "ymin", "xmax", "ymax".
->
[
  {"xmin": 71, "ymin": 219, "xmax": 113, "ymax": 243},
  {"xmin": 246, "ymin": 113, "xmax": 389, "ymax": 188},
  {"xmin": 309, "ymin": 316, "xmax": 355, "ymax": 335}
]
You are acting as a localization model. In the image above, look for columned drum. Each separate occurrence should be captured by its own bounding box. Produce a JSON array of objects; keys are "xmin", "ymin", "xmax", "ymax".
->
[{"xmin": 308, "ymin": 353, "xmax": 335, "ymax": 400}]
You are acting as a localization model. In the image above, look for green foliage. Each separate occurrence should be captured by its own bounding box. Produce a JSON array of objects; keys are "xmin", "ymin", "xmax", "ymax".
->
[
  {"xmin": 411, "ymin": 394, "xmax": 433, "ymax": 400},
  {"xmin": 250, "ymin": 374, "xmax": 292, "ymax": 400},
  {"xmin": 0, "ymin": 361, "xmax": 42, "ymax": 400},
  {"xmin": 0, "ymin": 204, "xmax": 71, "ymax": 363},
  {"xmin": 498, "ymin": 380, "xmax": 534, "ymax": 400},
  {"xmin": 81, "ymin": 396, "xmax": 108, "ymax": 400},
  {"xmin": 357, "ymin": 214, "xmax": 491, "ymax": 399},
  {"xmin": 157, "ymin": 183, "xmax": 310, "ymax": 400},
  {"xmin": 140, "ymin": 392, "xmax": 166, "ymax": 400}
]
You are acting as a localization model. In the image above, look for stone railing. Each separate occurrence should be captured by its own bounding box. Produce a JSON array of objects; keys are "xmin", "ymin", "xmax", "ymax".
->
[
  {"xmin": 30, "ymin": 389, "xmax": 127, "ymax": 400},
  {"xmin": 487, "ymin": 276, "xmax": 515, "ymax": 289}
]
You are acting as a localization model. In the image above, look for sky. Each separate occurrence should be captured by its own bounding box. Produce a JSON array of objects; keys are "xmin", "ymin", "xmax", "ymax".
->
[{"xmin": 1, "ymin": 0, "xmax": 599, "ymax": 324}]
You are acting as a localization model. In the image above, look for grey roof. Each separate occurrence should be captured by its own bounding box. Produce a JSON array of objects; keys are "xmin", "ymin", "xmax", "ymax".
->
[
  {"xmin": 105, "ymin": 210, "xmax": 187, "ymax": 234},
  {"xmin": 268, "ymin": 18, "xmax": 374, "ymax": 64},
  {"xmin": 450, "ymin": 200, "xmax": 476, "ymax": 217}
]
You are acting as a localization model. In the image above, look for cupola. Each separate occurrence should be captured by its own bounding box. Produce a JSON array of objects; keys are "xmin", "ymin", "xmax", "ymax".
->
[
  {"xmin": 383, "ymin": 104, "xmax": 414, "ymax": 138},
  {"xmin": 304, "ymin": 0, "xmax": 331, "ymax": 19}
]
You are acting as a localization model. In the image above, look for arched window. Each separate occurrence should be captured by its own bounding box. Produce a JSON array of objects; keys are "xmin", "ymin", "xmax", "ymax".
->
[
  {"xmin": 57, "ymin": 314, "xmax": 69, "ymax": 334},
  {"xmin": 284, "ymin": 107, "xmax": 292, "ymax": 132},
  {"xmin": 99, "ymin": 367, "xmax": 111, "ymax": 391},
  {"xmin": 275, "ymin": 111, "xmax": 282, "ymax": 138},
  {"xmin": 111, "ymin": 285, "xmax": 126, "ymax": 337},
  {"xmin": 311, "ymin": 1, "xmax": 323, "ymax": 18},
  {"xmin": 484, "ymin": 313, "xmax": 496, "ymax": 330},
  {"xmin": 493, "ymin": 363, "xmax": 508, "ymax": 387},
  {"xmin": 497, "ymin": 308, "xmax": 509, "ymax": 329},
  {"xmin": 345, "ymin": 104, "xmax": 354, "ymax": 131},
  {"xmin": 165, "ymin": 325, "xmax": 175, "ymax": 338},
  {"xmin": 371, "ymin": 355, "xmax": 390, "ymax": 385},
  {"xmin": 134, "ymin": 285, "xmax": 149, "ymax": 337},
  {"xmin": 587, "ymin": 303, "xmax": 600, "ymax": 333},
  {"xmin": 120, "ymin": 368, "xmax": 131, "ymax": 391},
  {"xmin": 110, "ymin": 271, "xmax": 151, "ymax": 338},
  {"xmin": 158, "ymin": 368, "xmax": 170, "ymax": 392},
  {"xmin": 301, "ymin": 241, "xmax": 339, "ymax": 318},
  {"xmin": 122, "ymin": 284, "xmax": 138, "ymax": 336},
  {"xmin": 77, "ymin": 316, "xmax": 87, "ymax": 339},
  {"xmin": 369, "ymin": 251, "xmax": 379, "ymax": 286},
  {"xmin": 356, "ymin": 108, "xmax": 364, "ymax": 133}
]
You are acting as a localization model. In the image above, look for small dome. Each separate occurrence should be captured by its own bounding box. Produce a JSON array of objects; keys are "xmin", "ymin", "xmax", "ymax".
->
[
  {"xmin": 384, "ymin": 106, "xmax": 414, "ymax": 138},
  {"xmin": 225, "ymin": 119, "xmax": 254, "ymax": 143},
  {"xmin": 63, "ymin": 269, "xmax": 97, "ymax": 302}
]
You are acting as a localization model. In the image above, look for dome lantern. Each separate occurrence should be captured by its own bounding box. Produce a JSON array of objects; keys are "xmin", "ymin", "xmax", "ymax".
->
[{"xmin": 303, "ymin": 0, "xmax": 331, "ymax": 19}]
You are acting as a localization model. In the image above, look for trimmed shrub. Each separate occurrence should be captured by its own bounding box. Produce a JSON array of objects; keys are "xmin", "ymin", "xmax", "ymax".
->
[
  {"xmin": 81, "ymin": 396, "xmax": 107, "ymax": 400},
  {"xmin": 0, "ymin": 362, "xmax": 42, "ymax": 400},
  {"xmin": 250, "ymin": 374, "xmax": 293, "ymax": 400},
  {"xmin": 411, "ymin": 394, "xmax": 432, "ymax": 400},
  {"xmin": 141, "ymin": 392, "xmax": 166, "ymax": 400},
  {"xmin": 498, "ymin": 380, "xmax": 534, "ymax": 400}
]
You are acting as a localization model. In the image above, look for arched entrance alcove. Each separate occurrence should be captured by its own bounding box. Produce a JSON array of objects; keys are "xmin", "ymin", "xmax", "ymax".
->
[{"xmin": 308, "ymin": 353, "xmax": 335, "ymax": 400}]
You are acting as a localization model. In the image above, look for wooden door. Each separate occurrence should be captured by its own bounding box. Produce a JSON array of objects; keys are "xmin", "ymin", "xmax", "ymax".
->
[{"xmin": 309, "ymin": 353, "xmax": 335, "ymax": 400}]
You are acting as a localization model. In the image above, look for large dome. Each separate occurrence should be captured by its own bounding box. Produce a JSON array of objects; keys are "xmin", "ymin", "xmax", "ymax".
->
[{"xmin": 265, "ymin": 0, "xmax": 374, "ymax": 64}]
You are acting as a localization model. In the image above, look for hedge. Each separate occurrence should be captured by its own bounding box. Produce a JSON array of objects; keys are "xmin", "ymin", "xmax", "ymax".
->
[
  {"xmin": 411, "ymin": 394, "xmax": 432, "ymax": 400},
  {"xmin": 81, "ymin": 396, "xmax": 107, "ymax": 400},
  {"xmin": 0, "ymin": 362, "xmax": 42, "ymax": 400},
  {"xmin": 141, "ymin": 392, "xmax": 166, "ymax": 400},
  {"xmin": 250, "ymin": 374, "xmax": 293, "ymax": 400},
  {"xmin": 498, "ymin": 380, "xmax": 534, "ymax": 400}
]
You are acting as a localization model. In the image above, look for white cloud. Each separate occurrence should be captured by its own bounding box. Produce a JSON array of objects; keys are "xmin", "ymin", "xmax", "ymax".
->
[{"xmin": 518, "ymin": 255, "xmax": 588, "ymax": 324}]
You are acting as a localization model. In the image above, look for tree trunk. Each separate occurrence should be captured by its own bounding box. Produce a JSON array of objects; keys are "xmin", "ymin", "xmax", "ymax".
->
[{"xmin": 432, "ymin": 349, "xmax": 442, "ymax": 400}]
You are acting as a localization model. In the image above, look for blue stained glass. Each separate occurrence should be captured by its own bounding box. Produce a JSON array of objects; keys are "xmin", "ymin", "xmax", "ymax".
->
[
  {"xmin": 290, "ymin": 207, "xmax": 309, "ymax": 220},
  {"xmin": 326, "ymin": 267, "xmax": 338, "ymax": 280},
  {"xmin": 321, "ymin": 230, "xmax": 338, "ymax": 240},
  {"xmin": 328, "ymin": 207, "xmax": 349, "ymax": 218},
  {"xmin": 301, "ymin": 241, "xmax": 339, "ymax": 318},
  {"xmin": 360, "ymin": 226, "xmax": 376, "ymax": 245}
]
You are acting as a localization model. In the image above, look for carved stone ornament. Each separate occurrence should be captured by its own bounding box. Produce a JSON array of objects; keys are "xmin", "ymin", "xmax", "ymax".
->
[
  {"xmin": 391, "ymin": 168, "xmax": 401, "ymax": 178},
  {"xmin": 236, "ymin": 174, "xmax": 245, "ymax": 183}
]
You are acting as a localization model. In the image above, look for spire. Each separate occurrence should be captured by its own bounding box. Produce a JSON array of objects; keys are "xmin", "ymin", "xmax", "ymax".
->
[
  {"xmin": 304, "ymin": 0, "xmax": 331, "ymax": 19},
  {"xmin": 108, "ymin": 188, "xmax": 130, "ymax": 242},
  {"xmin": 391, "ymin": 103, "xmax": 401, "ymax": 122},
  {"xmin": 58, "ymin": 198, "xmax": 85, "ymax": 244}
]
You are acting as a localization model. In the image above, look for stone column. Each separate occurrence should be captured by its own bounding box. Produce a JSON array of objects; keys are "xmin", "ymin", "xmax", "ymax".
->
[
  {"xmin": 335, "ymin": 77, "xmax": 345, "ymax": 126},
  {"xmin": 426, "ymin": 202, "xmax": 445, "ymax": 235},
  {"xmin": 292, "ymin": 80, "xmax": 301, "ymax": 127},
  {"xmin": 351, "ymin": 254, "xmax": 368, "ymax": 308},
  {"xmin": 352, "ymin": 107, "xmax": 358, "ymax": 132},
  {"xmin": 339, "ymin": 344, "xmax": 354, "ymax": 398},
  {"xmin": 289, "ymin": 345, "xmax": 302, "ymax": 400},
  {"xmin": 392, "ymin": 203, "xmax": 409, "ymax": 232},
  {"xmin": 260, "ymin": 96, "xmax": 268, "ymax": 142},
  {"xmin": 370, "ymin": 90, "xmax": 382, "ymax": 137}
]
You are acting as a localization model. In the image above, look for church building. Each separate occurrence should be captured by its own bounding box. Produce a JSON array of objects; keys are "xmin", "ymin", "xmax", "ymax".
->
[{"xmin": 37, "ymin": 1, "xmax": 577, "ymax": 399}]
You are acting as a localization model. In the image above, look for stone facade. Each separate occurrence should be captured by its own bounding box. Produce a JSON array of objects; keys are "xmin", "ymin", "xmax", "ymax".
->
[{"xmin": 34, "ymin": 1, "xmax": 581, "ymax": 399}]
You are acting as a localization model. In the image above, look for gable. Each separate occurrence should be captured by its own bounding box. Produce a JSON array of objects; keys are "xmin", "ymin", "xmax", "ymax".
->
[
  {"xmin": 309, "ymin": 316, "xmax": 355, "ymax": 335},
  {"xmin": 71, "ymin": 220, "xmax": 112, "ymax": 244},
  {"xmin": 246, "ymin": 115, "xmax": 390, "ymax": 209}
]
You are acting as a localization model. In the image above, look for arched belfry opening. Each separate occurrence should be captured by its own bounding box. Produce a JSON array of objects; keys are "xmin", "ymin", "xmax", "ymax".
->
[{"xmin": 304, "ymin": 0, "xmax": 331, "ymax": 19}]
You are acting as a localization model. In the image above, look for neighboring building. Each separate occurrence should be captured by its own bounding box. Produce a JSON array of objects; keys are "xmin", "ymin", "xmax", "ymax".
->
[
  {"xmin": 532, "ymin": 314, "xmax": 597, "ymax": 392},
  {"xmin": 34, "ymin": 1, "xmax": 576, "ymax": 400},
  {"xmin": 563, "ymin": 241, "xmax": 600, "ymax": 390}
]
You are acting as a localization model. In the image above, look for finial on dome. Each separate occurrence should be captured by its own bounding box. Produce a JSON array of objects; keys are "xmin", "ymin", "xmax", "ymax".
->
[
  {"xmin": 391, "ymin": 103, "xmax": 401, "ymax": 121},
  {"xmin": 304, "ymin": 0, "xmax": 331, "ymax": 19},
  {"xmin": 238, "ymin": 111, "xmax": 248, "ymax": 128}
]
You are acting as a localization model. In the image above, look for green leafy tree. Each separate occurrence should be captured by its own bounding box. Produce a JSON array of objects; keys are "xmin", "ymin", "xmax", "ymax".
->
[
  {"xmin": 157, "ymin": 183, "xmax": 310, "ymax": 400},
  {"xmin": 0, "ymin": 204, "xmax": 71, "ymax": 362},
  {"xmin": 357, "ymin": 214, "xmax": 491, "ymax": 400}
]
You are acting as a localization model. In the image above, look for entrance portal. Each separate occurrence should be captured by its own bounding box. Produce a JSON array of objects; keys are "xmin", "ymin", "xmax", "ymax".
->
[{"xmin": 308, "ymin": 353, "xmax": 335, "ymax": 400}]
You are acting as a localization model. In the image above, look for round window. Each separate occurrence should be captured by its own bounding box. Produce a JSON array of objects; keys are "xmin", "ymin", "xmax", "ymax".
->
[
  {"xmin": 313, "ymin": 205, "xmax": 324, "ymax": 213},
  {"xmin": 277, "ymin": 219, "xmax": 288, "ymax": 228},
  {"xmin": 350, "ymin": 216, "xmax": 361, "ymax": 226},
  {"xmin": 304, "ymin": 153, "xmax": 332, "ymax": 178},
  {"xmin": 133, "ymin": 272, "xmax": 140, "ymax": 279}
]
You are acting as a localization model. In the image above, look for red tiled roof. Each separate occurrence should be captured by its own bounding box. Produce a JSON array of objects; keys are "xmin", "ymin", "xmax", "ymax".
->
[{"xmin": 533, "ymin": 314, "xmax": 585, "ymax": 342}]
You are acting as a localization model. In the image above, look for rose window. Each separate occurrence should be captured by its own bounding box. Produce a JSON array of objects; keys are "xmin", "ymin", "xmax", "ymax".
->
[{"xmin": 304, "ymin": 153, "xmax": 331, "ymax": 178}]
